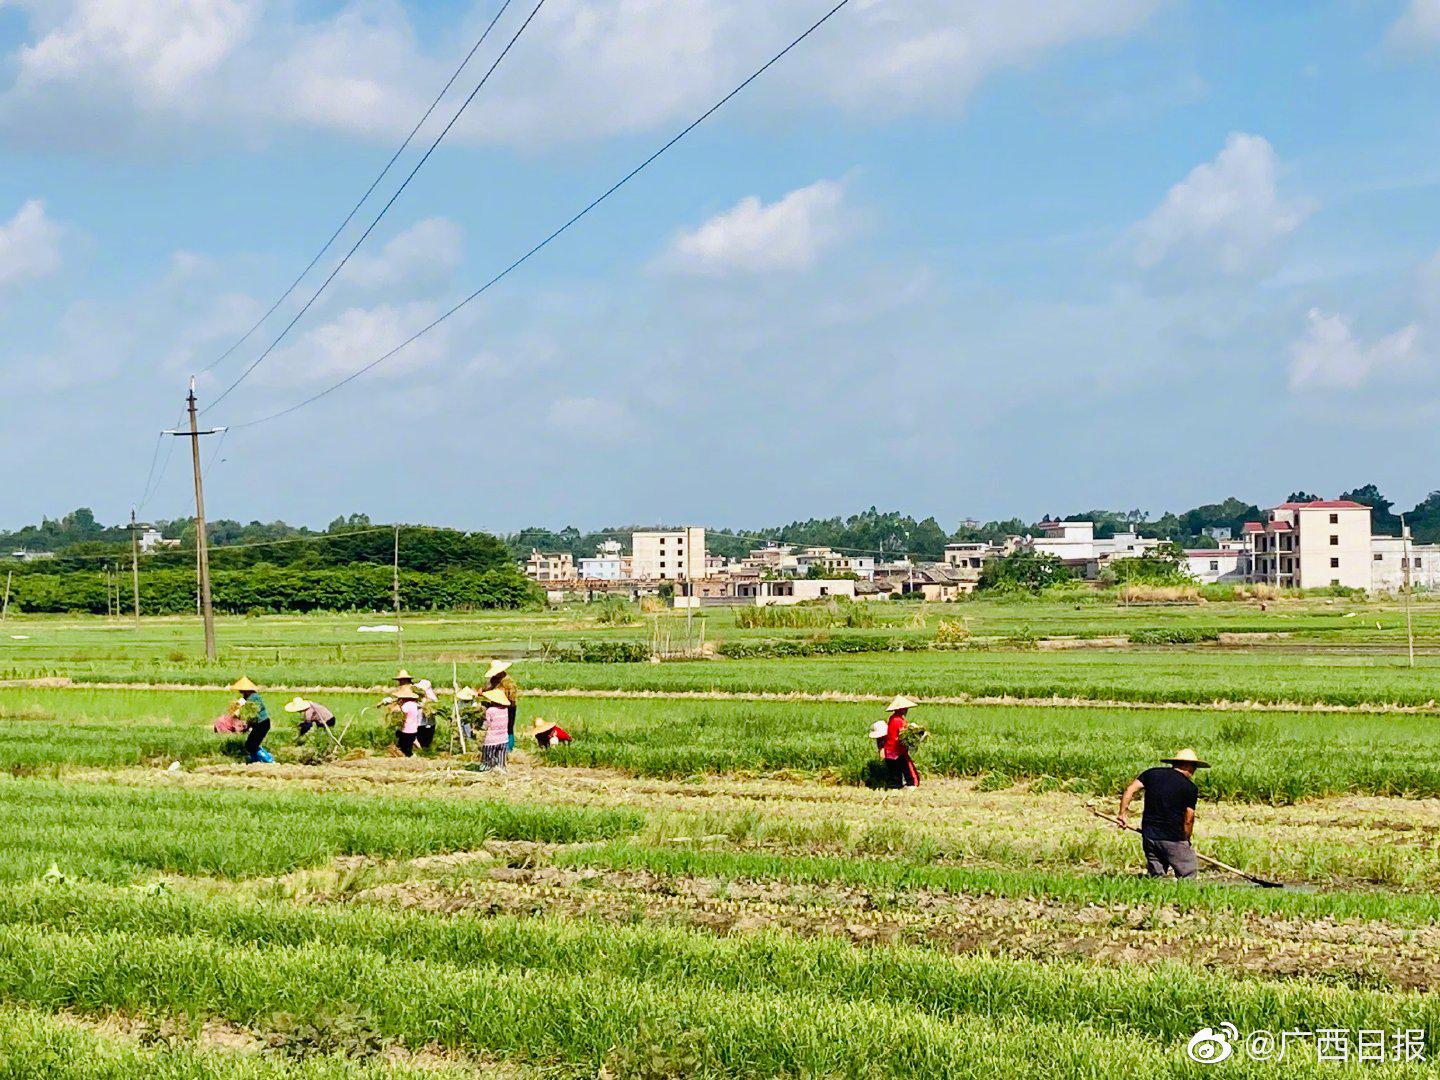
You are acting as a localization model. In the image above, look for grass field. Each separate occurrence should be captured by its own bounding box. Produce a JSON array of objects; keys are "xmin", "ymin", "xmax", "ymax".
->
[{"xmin": 4, "ymin": 602, "xmax": 1440, "ymax": 1075}]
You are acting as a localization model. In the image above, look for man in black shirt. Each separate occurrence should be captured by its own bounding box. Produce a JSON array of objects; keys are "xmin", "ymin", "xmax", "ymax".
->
[{"xmin": 1117, "ymin": 748, "xmax": 1209, "ymax": 878}]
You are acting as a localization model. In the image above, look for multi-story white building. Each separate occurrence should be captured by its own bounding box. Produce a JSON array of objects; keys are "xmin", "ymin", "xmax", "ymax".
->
[
  {"xmin": 1370, "ymin": 534, "xmax": 1440, "ymax": 592},
  {"xmin": 1243, "ymin": 500, "xmax": 1372, "ymax": 590},
  {"xmin": 792, "ymin": 547, "xmax": 876, "ymax": 580},
  {"xmin": 1027, "ymin": 521, "xmax": 1162, "ymax": 579},
  {"xmin": 578, "ymin": 540, "xmax": 629, "ymax": 581},
  {"xmin": 631, "ymin": 527, "xmax": 706, "ymax": 581}
]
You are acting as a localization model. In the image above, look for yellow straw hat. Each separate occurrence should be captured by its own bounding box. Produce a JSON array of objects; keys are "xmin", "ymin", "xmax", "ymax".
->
[
  {"xmin": 395, "ymin": 670, "xmax": 413, "ymax": 682},
  {"xmin": 393, "ymin": 686, "xmax": 419, "ymax": 701},
  {"xmin": 485, "ymin": 660, "xmax": 512, "ymax": 680},
  {"xmin": 282, "ymin": 696, "xmax": 312, "ymax": 714},
  {"xmin": 1162, "ymin": 747, "xmax": 1211, "ymax": 769},
  {"xmin": 482, "ymin": 688, "xmax": 510, "ymax": 707},
  {"xmin": 886, "ymin": 695, "xmax": 917, "ymax": 712},
  {"xmin": 528, "ymin": 717, "xmax": 557, "ymax": 736},
  {"xmin": 456, "ymin": 687, "xmax": 477, "ymax": 702},
  {"xmin": 230, "ymin": 676, "xmax": 259, "ymax": 693}
]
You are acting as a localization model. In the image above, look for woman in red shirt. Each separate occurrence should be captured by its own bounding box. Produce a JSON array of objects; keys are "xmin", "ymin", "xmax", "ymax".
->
[
  {"xmin": 882, "ymin": 696, "xmax": 919, "ymax": 789},
  {"xmin": 528, "ymin": 717, "xmax": 572, "ymax": 749}
]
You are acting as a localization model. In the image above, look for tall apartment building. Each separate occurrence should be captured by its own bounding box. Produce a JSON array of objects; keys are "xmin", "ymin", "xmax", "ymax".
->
[
  {"xmin": 1244, "ymin": 500, "xmax": 1371, "ymax": 590},
  {"xmin": 631, "ymin": 527, "xmax": 706, "ymax": 581},
  {"xmin": 524, "ymin": 549, "xmax": 575, "ymax": 582}
]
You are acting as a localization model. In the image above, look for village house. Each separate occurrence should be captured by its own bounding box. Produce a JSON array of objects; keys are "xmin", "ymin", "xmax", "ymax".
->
[
  {"xmin": 1026, "ymin": 520, "xmax": 1162, "ymax": 580},
  {"xmin": 1183, "ymin": 548, "xmax": 1249, "ymax": 584},
  {"xmin": 578, "ymin": 540, "xmax": 629, "ymax": 581},
  {"xmin": 630, "ymin": 528, "xmax": 706, "ymax": 581},
  {"xmin": 1243, "ymin": 501, "xmax": 1372, "ymax": 590},
  {"xmin": 525, "ymin": 549, "xmax": 575, "ymax": 583},
  {"xmin": 1370, "ymin": 534, "xmax": 1440, "ymax": 592}
]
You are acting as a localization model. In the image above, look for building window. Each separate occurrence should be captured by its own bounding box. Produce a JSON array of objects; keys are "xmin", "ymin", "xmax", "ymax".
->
[
  {"xmin": 1330, "ymin": 557, "xmax": 1340, "ymax": 569},
  {"xmin": 1329, "ymin": 514, "xmax": 1338, "ymax": 524},
  {"xmin": 1329, "ymin": 535, "xmax": 1339, "ymax": 546},
  {"xmin": 1209, "ymin": 561, "xmax": 1219, "ymax": 572},
  {"xmin": 1331, "ymin": 578, "xmax": 1340, "ymax": 587},
  {"xmin": 1374, "ymin": 553, "xmax": 1383, "ymax": 561}
]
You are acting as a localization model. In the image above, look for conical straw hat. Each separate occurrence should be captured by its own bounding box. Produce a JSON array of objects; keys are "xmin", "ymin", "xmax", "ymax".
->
[
  {"xmin": 885, "ymin": 695, "xmax": 917, "ymax": 712},
  {"xmin": 485, "ymin": 660, "xmax": 512, "ymax": 680},
  {"xmin": 230, "ymin": 676, "xmax": 258, "ymax": 692},
  {"xmin": 1162, "ymin": 747, "xmax": 1210, "ymax": 769},
  {"xmin": 482, "ymin": 688, "xmax": 510, "ymax": 707}
]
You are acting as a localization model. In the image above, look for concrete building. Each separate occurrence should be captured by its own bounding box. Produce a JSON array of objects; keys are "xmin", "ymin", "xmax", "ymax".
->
[
  {"xmin": 1027, "ymin": 521, "xmax": 1162, "ymax": 579},
  {"xmin": 1183, "ymin": 548, "xmax": 1249, "ymax": 585},
  {"xmin": 525, "ymin": 549, "xmax": 575, "ymax": 583},
  {"xmin": 631, "ymin": 527, "xmax": 706, "ymax": 581},
  {"xmin": 793, "ymin": 547, "xmax": 876, "ymax": 580},
  {"xmin": 735, "ymin": 578, "xmax": 859, "ymax": 606},
  {"xmin": 578, "ymin": 540, "xmax": 628, "ymax": 581},
  {"xmin": 1371, "ymin": 535, "xmax": 1440, "ymax": 592},
  {"xmin": 1244, "ymin": 500, "xmax": 1372, "ymax": 590}
]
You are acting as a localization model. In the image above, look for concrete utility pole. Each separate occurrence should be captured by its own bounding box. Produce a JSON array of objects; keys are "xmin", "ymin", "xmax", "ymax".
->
[
  {"xmin": 393, "ymin": 524, "xmax": 403, "ymax": 663},
  {"xmin": 165, "ymin": 378, "xmax": 226, "ymax": 661},
  {"xmin": 129, "ymin": 508, "xmax": 141, "ymax": 629},
  {"xmin": 1402, "ymin": 514, "xmax": 1416, "ymax": 669}
]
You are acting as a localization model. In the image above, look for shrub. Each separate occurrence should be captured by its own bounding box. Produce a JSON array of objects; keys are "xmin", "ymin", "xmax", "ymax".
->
[
  {"xmin": 546, "ymin": 642, "xmax": 652, "ymax": 663},
  {"xmin": 1128, "ymin": 627, "xmax": 1219, "ymax": 645},
  {"xmin": 933, "ymin": 620, "xmax": 970, "ymax": 644}
]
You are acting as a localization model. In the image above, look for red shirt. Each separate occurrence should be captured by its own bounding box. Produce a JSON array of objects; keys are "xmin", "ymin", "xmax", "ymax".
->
[
  {"xmin": 883, "ymin": 713, "xmax": 906, "ymax": 759},
  {"xmin": 552, "ymin": 725, "xmax": 572, "ymax": 743}
]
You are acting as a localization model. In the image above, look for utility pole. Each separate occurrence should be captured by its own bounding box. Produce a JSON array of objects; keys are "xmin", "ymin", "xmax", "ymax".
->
[
  {"xmin": 1402, "ymin": 514, "xmax": 1416, "ymax": 669},
  {"xmin": 164, "ymin": 378, "xmax": 226, "ymax": 661},
  {"xmin": 393, "ymin": 524, "xmax": 403, "ymax": 663},
  {"xmin": 0, "ymin": 570, "xmax": 10, "ymax": 622},
  {"xmin": 129, "ymin": 508, "xmax": 141, "ymax": 629}
]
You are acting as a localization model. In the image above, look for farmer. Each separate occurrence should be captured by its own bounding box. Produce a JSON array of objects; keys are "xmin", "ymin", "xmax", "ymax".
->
[
  {"xmin": 479, "ymin": 688, "xmax": 510, "ymax": 771},
  {"xmin": 413, "ymin": 678, "xmax": 439, "ymax": 750},
  {"xmin": 231, "ymin": 676, "xmax": 272, "ymax": 764},
  {"xmin": 282, "ymin": 696, "xmax": 335, "ymax": 741},
  {"xmin": 868, "ymin": 720, "xmax": 888, "ymax": 755},
  {"xmin": 1117, "ymin": 748, "xmax": 1210, "ymax": 879},
  {"xmin": 528, "ymin": 717, "xmax": 571, "ymax": 750},
  {"xmin": 484, "ymin": 661, "xmax": 520, "ymax": 752},
  {"xmin": 392, "ymin": 685, "xmax": 423, "ymax": 758},
  {"xmin": 456, "ymin": 686, "xmax": 480, "ymax": 741},
  {"xmin": 882, "ymin": 696, "xmax": 920, "ymax": 789}
]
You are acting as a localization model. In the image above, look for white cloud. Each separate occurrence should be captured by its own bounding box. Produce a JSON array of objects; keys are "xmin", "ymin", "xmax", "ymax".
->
[
  {"xmin": 547, "ymin": 395, "xmax": 634, "ymax": 437},
  {"xmin": 0, "ymin": 199, "xmax": 63, "ymax": 288},
  {"xmin": 1287, "ymin": 308, "xmax": 1420, "ymax": 391},
  {"xmin": 663, "ymin": 180, "xmax": 849, "ymax": 275},
  {"xmin": 261, "ymin": 300, "xmax": 449, "ymax": 385},
  {"xmin": 0, "ymin": 0, "xmax": 1160, "ymax": 150},
  {"xmin": 1387, "ymin": 0, "xmax": 1440, "ymax": 50},
  {"xmin": 340, "ymin": 217, "xmax": 464, "ymax": 294},
  {"xmin": 1133, "ymin": 133, "xmax": 1313, "ymax": 277}
]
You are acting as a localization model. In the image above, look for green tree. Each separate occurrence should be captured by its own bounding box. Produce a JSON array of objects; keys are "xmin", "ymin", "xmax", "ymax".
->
[
  {"xmin": 978, "ymin": 550, "xmax": 1073, "ymax": 592},
  {"xmin": 1339, "ymin": 484, "xmax": 1399, "ymax": 534}
]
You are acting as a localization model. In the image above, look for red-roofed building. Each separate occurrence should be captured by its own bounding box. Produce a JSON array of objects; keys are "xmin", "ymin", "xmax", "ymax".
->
[{"xmin": 1242, "ymin": 500, "xmax": 1372, "ymax": 589}]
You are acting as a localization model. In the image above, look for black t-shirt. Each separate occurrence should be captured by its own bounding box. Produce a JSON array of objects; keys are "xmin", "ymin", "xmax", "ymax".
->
[{"xmin": 1137, "ymin": 766, "xmax": 1198, "ymax": 841}]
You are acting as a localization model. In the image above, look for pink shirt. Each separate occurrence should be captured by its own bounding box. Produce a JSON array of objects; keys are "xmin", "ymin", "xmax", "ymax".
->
[
  {"xmin": 483, "ymin": 705, "xmax": 509, "ymax": 748},
  {"xmin": 399, "ymin": 701, "xmax": 422, "ymax": 735}
]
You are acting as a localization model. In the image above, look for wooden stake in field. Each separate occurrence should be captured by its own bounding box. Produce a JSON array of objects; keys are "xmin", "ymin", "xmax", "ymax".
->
[
  {"xmin": 452, "ymin": 660, "xmax": 467, "ymax": 755},
  {"xmin": 1, "ymin": 569, "xmax": 11, "ymax": 623}
]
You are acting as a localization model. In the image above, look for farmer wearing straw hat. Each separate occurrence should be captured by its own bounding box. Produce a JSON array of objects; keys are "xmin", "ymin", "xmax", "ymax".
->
[
  {"xmin": 881, "ymin": 696, "xmax": 920, "ymax": 789},
  {"xmin": 456, "ymin": 686, "xmax": 480, "ymax": 741},
  {"xmin": 479, "ymin": 688, "xmax": 511, "ymax": 771},
  {"xmin": 868, "ymin": 721, "xmax": 888, "ymax": 755},
  {"xmin": 527, "ymin": 717, "xmax": 571, "ymax": 750},
  {"xmin": 484, "ymin": 660, "xmax": 520, "ymax": 752},
  {"xmin": 282, "ymin": 696, "xmax": 335, "ymax": 741},
  {"xmin": 1117, "ymin": 748, "xmax": 1210, "ymax": 879},
  {"xmin": 391, "ymin": 685, "xmax": 423, "ymax": 758},
  {"xmin": 230, "ymin": 677, "xmax": 272, "ymax": 763}
]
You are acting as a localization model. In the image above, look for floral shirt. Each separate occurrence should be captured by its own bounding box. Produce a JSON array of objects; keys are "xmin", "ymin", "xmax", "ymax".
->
[{"xmin": 483, "ymin": 705, "xmax": 509, "ymax": 748}]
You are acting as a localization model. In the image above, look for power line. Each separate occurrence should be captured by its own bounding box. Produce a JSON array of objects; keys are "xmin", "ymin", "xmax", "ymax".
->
[
  {"xmin": 137, "ymin": 413, "xmax": 184, "ymax": 512},
  {"xmin": 229, "ymin": 0, "xmax": 854, "ymax": 431},
  {"xmin": 198, "ymin": 0, "xmax": 518, "ymax": 377},
  {"xmin": 206, "ymin": 0, "xmax": 548, "ymax": 412}
]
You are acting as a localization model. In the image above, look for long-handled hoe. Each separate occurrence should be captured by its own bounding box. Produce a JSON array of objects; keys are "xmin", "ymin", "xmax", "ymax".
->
[{"xmin": 1085, "ymin": 801, "xmax": 1284, "ymax": 888}]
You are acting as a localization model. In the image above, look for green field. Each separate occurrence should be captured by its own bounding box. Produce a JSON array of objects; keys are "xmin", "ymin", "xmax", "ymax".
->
[{"xmin": 3, "ymin": 600, "xmax": 1440, "ymax": 1075}]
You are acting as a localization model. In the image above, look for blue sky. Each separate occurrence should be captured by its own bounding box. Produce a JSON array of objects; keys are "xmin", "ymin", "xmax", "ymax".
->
[{"xmin": 3, "ymin": 0, "xmax": 1440, "ymax": 532}]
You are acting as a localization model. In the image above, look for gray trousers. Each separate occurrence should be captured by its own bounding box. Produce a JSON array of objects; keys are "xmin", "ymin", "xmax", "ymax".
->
[{"xmin": 1142, "ymin": 836, "xmax": 1197, "ymax": 878}]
